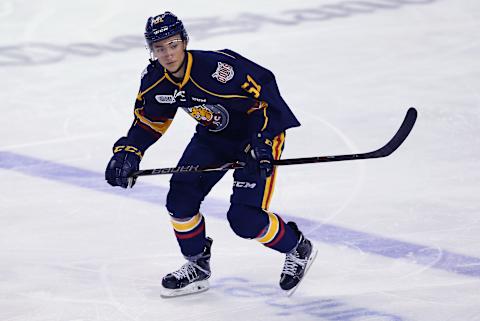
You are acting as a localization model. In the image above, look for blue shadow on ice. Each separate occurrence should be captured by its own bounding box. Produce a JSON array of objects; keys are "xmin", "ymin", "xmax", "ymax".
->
[{"xmin": 1, "ymin": 150, "xmax": 479, "ymax": 279}]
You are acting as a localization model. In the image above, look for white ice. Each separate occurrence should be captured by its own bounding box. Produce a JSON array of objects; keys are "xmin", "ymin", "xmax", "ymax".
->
[{"xmin": 1, "ymin": 1, "xmax": 480, "ymax": 320}]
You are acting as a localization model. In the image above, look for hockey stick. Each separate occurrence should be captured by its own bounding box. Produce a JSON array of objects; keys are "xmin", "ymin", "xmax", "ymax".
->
[{"xmin": 130, "ymin": 107, "xmax": 417, "ymax": 178}]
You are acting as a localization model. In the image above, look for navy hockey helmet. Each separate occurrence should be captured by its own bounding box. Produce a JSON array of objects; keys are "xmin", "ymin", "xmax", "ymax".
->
[{"xmin": 144, "ymin": 12, "xmax": 188, "ymax": 48}]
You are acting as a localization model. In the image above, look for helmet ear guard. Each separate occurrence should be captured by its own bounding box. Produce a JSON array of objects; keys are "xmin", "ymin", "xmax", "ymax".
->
[{"xmin": 144, "ymin": 11, "xmax": 189, "ymax": 49}]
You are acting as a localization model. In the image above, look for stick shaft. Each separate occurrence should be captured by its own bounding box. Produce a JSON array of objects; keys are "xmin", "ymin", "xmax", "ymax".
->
[{"xmin": 131, "ymin": 108, "xmax": 417, "ymax": 177}]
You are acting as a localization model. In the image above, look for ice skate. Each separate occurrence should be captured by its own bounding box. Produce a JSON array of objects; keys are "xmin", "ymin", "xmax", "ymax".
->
[
  {"xmin": 161, "ymin": 237, "xmax": 212, "ymax": 298},
  {"xmin": 279, "ymin": 222, "xmax": 317, "ymax": 296}
]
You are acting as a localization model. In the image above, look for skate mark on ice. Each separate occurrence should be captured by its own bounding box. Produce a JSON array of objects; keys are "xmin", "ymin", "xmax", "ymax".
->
[
  {"xmin": 1, "ymin": 150, "xmax": 480, "ymax": 279},
  {"xmin": 212, "ymin": 277, "xmax": 406, "ymax": 320}
]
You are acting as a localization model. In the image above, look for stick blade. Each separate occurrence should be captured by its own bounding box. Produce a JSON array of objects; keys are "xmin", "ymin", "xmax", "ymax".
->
[{"xmin": 369, "ymin": 107, "xmax": 417, "ymax": 158}]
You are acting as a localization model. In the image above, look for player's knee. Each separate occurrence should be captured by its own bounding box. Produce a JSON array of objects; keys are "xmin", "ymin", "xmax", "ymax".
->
[
  {"xmin": 166, "ymin": 181, "xmax": 201, "ymax": 218},
  {"xmin": 227, "ymin": 204, "xmax": 268, "ymax": 239}
]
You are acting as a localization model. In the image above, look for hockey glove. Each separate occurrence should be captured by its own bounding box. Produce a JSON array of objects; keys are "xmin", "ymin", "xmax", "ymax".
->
[
  {"xmin": 249, "ymin": 133, "xmax": 274, "ymax": 178},
  {"xmin": 105, "ymin": 144, "xmax": 142, "ymax": 188}
]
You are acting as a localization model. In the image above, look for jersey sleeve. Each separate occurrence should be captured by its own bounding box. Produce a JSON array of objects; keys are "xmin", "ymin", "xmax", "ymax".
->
[
  {"xmin": 218, "ymin": 49, "xmax": 300, "ymax": 139},
  {"xmin": 114, "ymin": 64, "xmax": 177, "ymax": 154}
]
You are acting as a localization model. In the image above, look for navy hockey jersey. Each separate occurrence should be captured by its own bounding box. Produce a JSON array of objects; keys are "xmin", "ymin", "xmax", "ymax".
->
[{"xmin": 123, "ymin": 49, "xmax": 300, "ymax": 152}]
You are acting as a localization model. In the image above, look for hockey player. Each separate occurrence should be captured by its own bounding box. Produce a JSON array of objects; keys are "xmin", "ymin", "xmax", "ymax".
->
[{"xmin": 105, "ymin": 11, "xmax": 317, "ymax": 297}]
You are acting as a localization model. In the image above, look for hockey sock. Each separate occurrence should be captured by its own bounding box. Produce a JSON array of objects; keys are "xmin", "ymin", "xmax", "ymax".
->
[
  {"xmin": 255, "ymin": 212, "xmax": 298, "ymax": 253},
  {"xmin": 170, "ymin": 213, "xmax": 207, "ymax": 257}
]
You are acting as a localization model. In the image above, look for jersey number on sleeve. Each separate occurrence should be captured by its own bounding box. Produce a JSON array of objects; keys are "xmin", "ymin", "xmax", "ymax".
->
[{"xmin": 241, "ymin": 75, "xmax": 262, "ymax": 99}]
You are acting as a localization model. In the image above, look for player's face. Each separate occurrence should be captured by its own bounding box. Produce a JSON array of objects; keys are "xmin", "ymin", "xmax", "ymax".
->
[{"xmin": 151, "ymin": 35, "xmax": 187, "ymax": 73}]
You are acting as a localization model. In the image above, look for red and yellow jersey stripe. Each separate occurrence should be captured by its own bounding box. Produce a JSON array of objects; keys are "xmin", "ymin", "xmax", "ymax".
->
[{"xmin": 134, "ymin": 107, "xmax": 173, "ymax": 136}]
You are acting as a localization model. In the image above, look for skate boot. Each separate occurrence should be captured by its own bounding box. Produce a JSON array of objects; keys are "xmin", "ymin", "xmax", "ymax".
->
[
  {"xmin": 161, "ymin": 237, "xmax": 213, "ymax": 297},
  {"xmin": 279, "ymin": 222, "xmax": 317, "ymax": 296}
]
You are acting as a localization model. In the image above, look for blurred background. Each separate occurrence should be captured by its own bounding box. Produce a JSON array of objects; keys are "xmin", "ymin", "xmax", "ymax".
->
[{"xmin": 1, "ymin": 1, "xmax": 479, "ymax": 320}]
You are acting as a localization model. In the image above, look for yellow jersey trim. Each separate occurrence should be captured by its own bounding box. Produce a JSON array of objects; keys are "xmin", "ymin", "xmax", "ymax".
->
[
  {"xmin": 246, "ymin": 102, "xmax": 269, "ymax": 131},
  {"xmin": 190, "ymin": 77, "xmax": 249, "ymax": 99},
  {"xmin": 134, "ymin": 108, "xmax": 173, "ymax": 135},
  {"xmin": 261, "ymin": 104, "xmax": 269, "ymax": 131},
  {"xmin": 164, "ymin": 52, "xmax": 193, "ymax": 89},
  {"xmin": 214, "ymin": 50, "xmax": 237, "ymax": 59},
  {"xmin": 137, "ymin": 75, "xmax": 166, "ymax": 101},
  {"xmin": 261, "ymin": 133, "xmax": 285, "ymax": 209},
  {"xmin": 247, "ymin": 101, "xmax": 267, "ymax": 115}
]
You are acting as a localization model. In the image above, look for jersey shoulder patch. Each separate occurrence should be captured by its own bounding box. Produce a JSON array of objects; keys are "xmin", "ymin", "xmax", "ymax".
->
[
  {"xmin": 190, "ymin": 50, "xmax": 240, "ymax": 84},
  {"xmin": 211, "ymin": 61, "xmax": 235, "ymax": 83}
]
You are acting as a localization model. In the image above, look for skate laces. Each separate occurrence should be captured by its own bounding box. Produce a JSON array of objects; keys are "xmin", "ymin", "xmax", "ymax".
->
[
  {"xmin": 282, "ymin": 250, "xmax": 308, "ymax": 276},
  {"xmin": 172, "ymin": 262, "xmax": 200, "ymax": 282},
  {"xmin": 171, "ymin": 260, "xmax": 210, "ymax": 282}
]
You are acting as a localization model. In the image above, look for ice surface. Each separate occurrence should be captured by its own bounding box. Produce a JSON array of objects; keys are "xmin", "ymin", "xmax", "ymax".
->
[{"xmin": 1, "ymin": 0, "xmax": 480, "ymax": 320}]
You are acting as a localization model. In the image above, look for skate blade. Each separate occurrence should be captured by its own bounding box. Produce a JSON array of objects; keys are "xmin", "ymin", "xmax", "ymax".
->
[
  {"xmin": 160, "ymin": 280, "xmax": 210, "ymax": 298},
  {"xmin": 286, "ymin": 245, "xmax": 318, "ymax": 297}
]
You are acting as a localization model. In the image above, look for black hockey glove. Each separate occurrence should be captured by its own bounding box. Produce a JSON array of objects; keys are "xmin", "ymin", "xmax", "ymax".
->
[
  {"xmin": 248, "ymin": 133, "xmax": 274, "ymax": 178},
  {"xmin": 105, "ymin": 144, "xmax": 142, "ymax": 188}
]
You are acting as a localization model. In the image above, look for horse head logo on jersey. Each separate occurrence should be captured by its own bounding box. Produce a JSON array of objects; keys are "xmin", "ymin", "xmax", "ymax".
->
[{"xmin": 184, "ymin": 104, "xmax": 230, "ymax": 132}]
